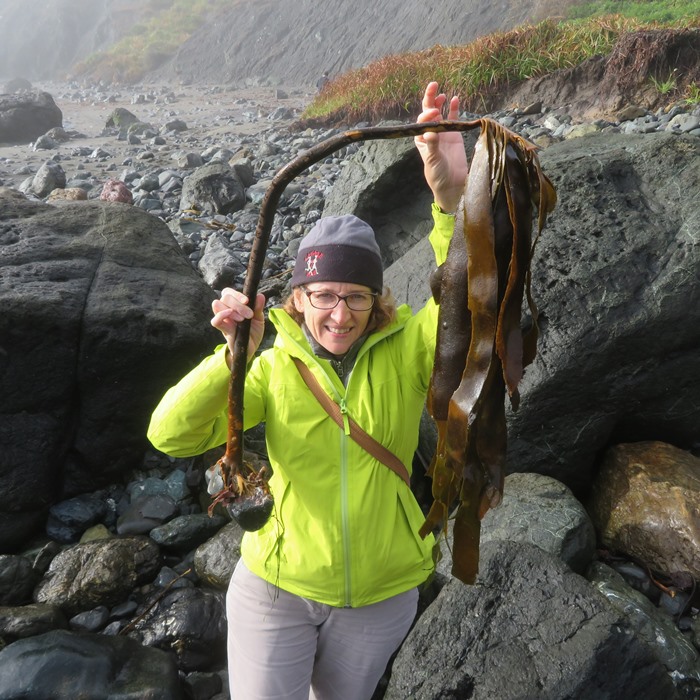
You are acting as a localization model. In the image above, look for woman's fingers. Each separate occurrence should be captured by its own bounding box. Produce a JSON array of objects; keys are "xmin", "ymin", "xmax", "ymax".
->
[{"xmin": 214, "ymin": 289, "xmax": 255, "ymax": 320}]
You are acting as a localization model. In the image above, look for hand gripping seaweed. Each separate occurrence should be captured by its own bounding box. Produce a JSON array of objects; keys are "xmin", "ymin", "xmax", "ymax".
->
[{"xmin": 207, "ymin": 119, "xmax": 556, "ymax": 573}]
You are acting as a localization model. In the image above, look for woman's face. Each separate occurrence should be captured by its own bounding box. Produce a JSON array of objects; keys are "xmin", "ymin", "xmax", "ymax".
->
[{"xmin": 294, "ymin": 281, "xmax": 374, "ymax": 356}]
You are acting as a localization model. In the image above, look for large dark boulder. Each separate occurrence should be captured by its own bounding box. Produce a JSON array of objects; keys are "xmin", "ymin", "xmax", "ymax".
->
[
  {"xmin": 510, "ymin": 132, "xmax": 700, "ymax": 494},
  {"xmin": 0, "ymin": 629, "xmax": 182, "ymax": 700},
  {"xmin": 128, "ymin": 587, "xmax": 227, "ymax": 671},
  {"xmin": 380, "ymin": 132, "xmax": 700, "ymax": 496},
  {"xmin": 0, "ymin": 188, "xmax": 219, "ymax": 552},
  {"xmin": 385, "ymin": 541, "xmax": 687, "ymax": 699},
  {"xmin": 323, "ymin": 134, "xmax": 438, "ymax": 268},
  {"xmin": 34, "ymin": 537, "xmax": 162, "ymax": 616},
  {"xmin": 0, "ymin": 91, "xmax": 62, "ymax": 144}
]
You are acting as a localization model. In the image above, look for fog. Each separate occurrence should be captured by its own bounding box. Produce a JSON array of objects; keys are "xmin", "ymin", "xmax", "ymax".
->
[{"xmin": 0, "ymin": 0, "xmax": 144, "ymax": 82}]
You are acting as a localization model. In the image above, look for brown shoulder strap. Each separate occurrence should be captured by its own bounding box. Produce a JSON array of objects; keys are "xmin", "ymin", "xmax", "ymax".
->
[{"xmin": 292, "ymin": 358, "xmax": 411, "ymax": 487}]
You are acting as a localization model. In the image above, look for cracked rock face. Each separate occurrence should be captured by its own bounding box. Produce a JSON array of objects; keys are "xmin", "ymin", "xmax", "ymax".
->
[{"xmin": 0, "ymin": 191, "xmax": 219, "ymax": 550}]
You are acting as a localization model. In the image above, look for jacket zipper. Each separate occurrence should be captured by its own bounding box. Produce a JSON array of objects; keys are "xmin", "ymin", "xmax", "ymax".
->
[
  {"xmin": 340, "ymin": 369, "xmax": 356, "ymax": 606},
  {"xmin": 278, "ymin": 326, "xmax": 356, "ymax": 604},
  {"xmin": 273, "ymin": 321, "xmax": 408, "ymax": 607},
  {"xmin": 339, "ymin": 418, "xmax": 352, "ymax": 606}
]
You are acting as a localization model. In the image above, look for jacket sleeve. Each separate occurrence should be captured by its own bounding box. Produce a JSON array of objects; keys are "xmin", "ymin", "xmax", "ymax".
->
[
  {"xmin": 147, "ymin": 344, "xmax": 269, "ymax": 457},
  {"xmin": 428, "ymin": 202, "xmax": 456, "ymax": 266}
]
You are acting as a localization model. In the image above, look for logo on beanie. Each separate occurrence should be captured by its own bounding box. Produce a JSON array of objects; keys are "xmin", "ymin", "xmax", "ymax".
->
[{"xmin": 304, "ymin": 250, "xmax": 324, "ymax": 277}]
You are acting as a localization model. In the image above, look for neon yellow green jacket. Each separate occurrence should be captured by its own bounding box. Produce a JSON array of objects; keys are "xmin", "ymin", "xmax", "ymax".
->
[{"xmin": 148, "ymin": 206, "xmax": 454, "ymax": 607}]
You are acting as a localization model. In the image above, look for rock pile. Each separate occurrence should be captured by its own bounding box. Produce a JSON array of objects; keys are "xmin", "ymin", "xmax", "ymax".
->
[{"xmin": 1, "ymin": 84, "xmax": 698, "ymax": 303}]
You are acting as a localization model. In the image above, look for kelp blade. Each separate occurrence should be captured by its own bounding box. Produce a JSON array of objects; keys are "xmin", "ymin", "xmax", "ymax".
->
[{"xmin": 422, "ymin": 119, "xmax": 556, "ymax": 585}]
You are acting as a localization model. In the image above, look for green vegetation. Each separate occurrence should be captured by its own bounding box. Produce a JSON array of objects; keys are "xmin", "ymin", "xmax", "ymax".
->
[
  {"xmin": 566, "ymin": 0, "xmax": 700, "ymax": 24},
  {"xmin": 73, "ymin": 0, "xmax": 235, "ymax": 83},
  {"xmin": 305, "ymin": 1, "xmax": 700, "ymax": 123},
  {"xmin": 684, "ymin": 82, "xmax": 700, "ymax": 104},
  {"xmin": 74, "ymin": 0, "xmax": 700, "ymax": 116},
  {"xmin": 650, "ymin": 70, "xmax": 678, "ymax": 94}
]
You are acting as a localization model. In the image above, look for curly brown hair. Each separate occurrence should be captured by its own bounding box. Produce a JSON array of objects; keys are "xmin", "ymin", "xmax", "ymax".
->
[{"xmin": 282, "ymin": 286, "xmax": 397, "ymax": 334}]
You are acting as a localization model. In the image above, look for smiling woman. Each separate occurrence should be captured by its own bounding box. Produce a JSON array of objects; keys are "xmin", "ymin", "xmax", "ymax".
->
[
  {"xmin": 146, "ymin": 80, "xmax": 468, "ymax": 700},
  {"xmin": 285, "ymin": 214, "xmax": 385, "ymax": 356}
]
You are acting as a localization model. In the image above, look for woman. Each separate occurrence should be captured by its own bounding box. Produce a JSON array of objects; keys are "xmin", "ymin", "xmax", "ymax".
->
[{"xmin": 147, "ymin": 82, "xmax": 468, "ymax": 700}]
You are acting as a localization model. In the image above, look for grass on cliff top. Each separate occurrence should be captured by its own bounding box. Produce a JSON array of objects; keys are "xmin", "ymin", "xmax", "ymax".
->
[{"xmin": 304, "ymin": 4, "xmax": 700, "ymax": 123}]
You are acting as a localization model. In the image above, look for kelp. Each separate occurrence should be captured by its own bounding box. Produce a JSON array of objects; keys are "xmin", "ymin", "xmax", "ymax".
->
[
  {"xmin": 419, "ymin": 121, "xmax": 556, "ymax": 583},
  {"xmin": 208, "ymin": 119, "xmax": 556, "ymax": 568}
]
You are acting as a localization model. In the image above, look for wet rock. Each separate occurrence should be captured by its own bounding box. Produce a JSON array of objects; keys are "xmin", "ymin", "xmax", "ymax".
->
[
  {"xmin": 194, "ymin": 522, "xmax": 244, "ymax": 588},
  {"xmin": 154, "ymin": 565, "xmax": 196, "ymax": 590},
  {"xmin": 0, "ymin": 629, "xmax": 182, "ymax": 700},
  {"xmin": 589, "ymin": 441, "xmax": 700, "ymax": 579},
  {"xmin": 116, "ymin": 494, "xmax": 178, "ymax": 535},
  {"xmin": 386, "ymin": 540, "xmax": 684, "ymax": 699},
  {"xmin": 28, "ymin": 540, "xmax": 62, "ymax": 576},
  {"xmin": 128, "ymin": 587, "xmax": 227, "ymax": 671},
  {"xmin": 80, "ymin": 523, "xmax": 113, "ymax": 542},
  {"xmin": 0, "ymin": 555, "xmax": 39, "ymax": 605},
  {"xmin": 180, "ymin": 162, "xmax": 246, "ymax": 215},
  {"xmin": 68, "ymin": 604, "xmax": 110, "ymax": 632},
  {"xmin": 149, "ymin": 513, "xmax": 227, "ymax": 553},
  {"xmin": 183, "ymin": 671, "xmax": 223, "ymax": 700},
  {"xmin": 46, "ymin": 493, "xmax": 108, "ymax": 544},
  {"xmin": 588, "ymin": 561, "xmax": 700, "ymax": 691},
  {"xmin": 0, "ymin": 603, "xmax": 68, "ymax": 641},
  {"xmin": 34, "ymin": 536, "xmax": 162, "ymax": 616}
]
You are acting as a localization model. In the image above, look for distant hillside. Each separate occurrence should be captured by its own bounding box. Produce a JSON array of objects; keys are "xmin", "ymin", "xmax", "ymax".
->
[
  {"xmin": 0, "ymin": 0, "xmax": 577, "ymax": 87},
  {"xmin": 0, "ymin": 0, "xmax": 150, "ymax": 81},
  {"xmin": 155, "ymin": 0, "xmax": 572, "ymax": 88}
]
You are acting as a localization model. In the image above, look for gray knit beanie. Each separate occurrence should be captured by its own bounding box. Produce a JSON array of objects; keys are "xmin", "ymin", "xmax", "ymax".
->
[{"xmin": 290, "ymin": 215, "xmax": 383, "ymax": 292}]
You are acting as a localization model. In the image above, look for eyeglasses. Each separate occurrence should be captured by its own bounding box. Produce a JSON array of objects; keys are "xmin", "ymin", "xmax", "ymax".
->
[{"xmin": 302, "ymin": 288, "xmax": 377, "ymax": 311}]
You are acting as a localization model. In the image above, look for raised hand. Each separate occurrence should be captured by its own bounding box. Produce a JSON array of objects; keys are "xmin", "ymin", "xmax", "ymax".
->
[{"xmin": 414, "ymin": 81, "xmax": 469, "ymax": 214}]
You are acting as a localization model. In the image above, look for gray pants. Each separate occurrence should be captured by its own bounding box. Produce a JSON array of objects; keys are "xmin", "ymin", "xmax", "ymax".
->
[{"xmin": 226, "ymin": 560, "xmax": 418, "ymax": 700}]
